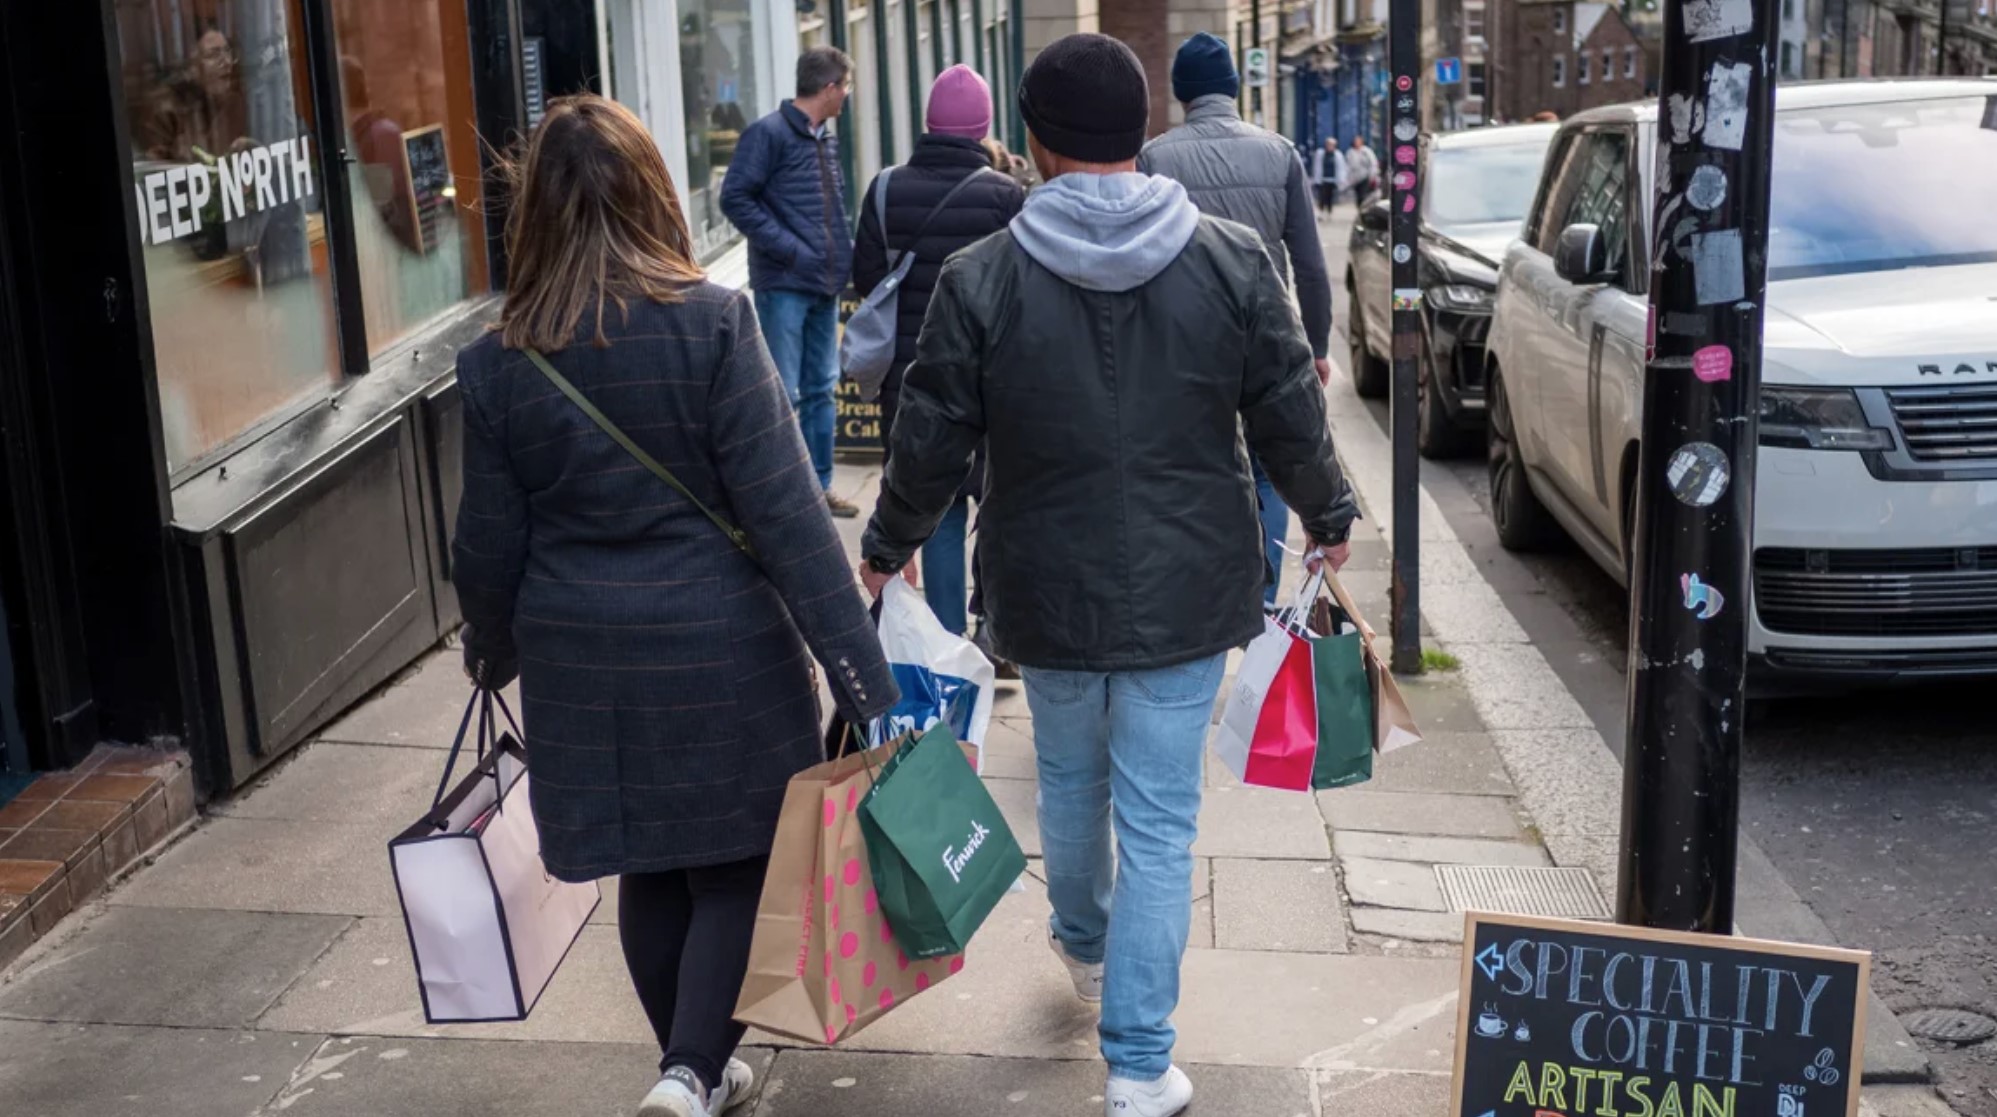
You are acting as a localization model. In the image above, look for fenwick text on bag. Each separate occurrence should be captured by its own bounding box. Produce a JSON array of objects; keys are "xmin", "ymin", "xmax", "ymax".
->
[
  {"xmin": 734, "ymin": 732, "xmax": 967, "ymax": 1046},
  {"xmin": 389, "ymin": 690, "xmax": 600, "ymax": 1024}
]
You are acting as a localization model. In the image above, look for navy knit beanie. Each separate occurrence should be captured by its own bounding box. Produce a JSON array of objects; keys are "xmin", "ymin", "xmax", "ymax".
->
[{"xmin": 1172, "ymin": 32, "xmax": 1240, "ymax": 103}]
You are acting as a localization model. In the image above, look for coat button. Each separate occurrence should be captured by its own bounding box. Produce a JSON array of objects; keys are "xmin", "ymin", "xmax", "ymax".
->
[{"xmin": 839, "ymin": 657, "xmax": 851, "ymax": 667}]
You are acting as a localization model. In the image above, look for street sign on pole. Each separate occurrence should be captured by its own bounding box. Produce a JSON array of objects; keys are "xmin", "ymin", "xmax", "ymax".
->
[
  {"xmin": 1244, "ymin": 46, "xmax": 1272, "ymax": 84},
  {"xmin": 1433, "ymin": 57, "xmax": 1462, "ymax": 84},
  {"xmin": 1617, "ymin": 0, "xmax": 1780, "ymax": 932},
  {"xmin": 1386, "ymin": 0, "xmax": 1421, "ymax": 675}
]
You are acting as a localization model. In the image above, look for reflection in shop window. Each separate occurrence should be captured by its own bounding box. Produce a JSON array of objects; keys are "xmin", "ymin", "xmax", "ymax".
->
[
  {"xmin": 117, "ymin": 0, "xmax": 339, "ymax": 476},
  {"xmin": 333, "ymin": 0, "xmax": 489, "ymax": 355},
  {"xmin": 681, "ymin": 0, "xmax": 765, "ymax": 260}
]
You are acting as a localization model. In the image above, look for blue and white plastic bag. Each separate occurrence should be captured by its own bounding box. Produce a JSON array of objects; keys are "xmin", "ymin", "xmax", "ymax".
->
[{"xmin": 874, "ymin": 579, "xmax": 995, "ymax": 771}]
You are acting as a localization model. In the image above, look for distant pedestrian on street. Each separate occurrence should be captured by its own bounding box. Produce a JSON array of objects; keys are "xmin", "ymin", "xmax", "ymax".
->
[
  {"xmin": 1345, "ymin": 134, "xmax": 1380, "ymax": 208},
  {"xmin": 853, "ymin": 64, "xmax": 1025, "ymax": 644},
  {"xmin": 859, "ymin": 34, "xmax": 1357, "ymax": 1117},
  {"xmin": 719, "ymin": 47, "xmax": 863, "ymax": 518},
  {"xmin": 1139, "ymin": 31, "xmax": 1336, "ymax": 607},
  {"xmin": 453, "ymin": 95, "xmax": 895, "ymax": 1117},
  {"xmin": 1312, "ymin": 136, "xmax": 1348, "ymax": 216}
]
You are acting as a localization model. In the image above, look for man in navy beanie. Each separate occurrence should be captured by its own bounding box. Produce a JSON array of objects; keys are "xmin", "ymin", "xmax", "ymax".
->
[
  {"xmin": 860, "ymin": 31, "xmax": 1356, "ymax": 1117},
  {"xmin": 1140, "ymin": 32, "xmax": 1335, "ymax": 612}
]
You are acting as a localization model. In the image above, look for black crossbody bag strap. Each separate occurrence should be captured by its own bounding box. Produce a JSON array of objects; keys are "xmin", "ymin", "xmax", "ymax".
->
[
  {"xmin": 521, "ymin": 347, "xmax": 756, "ymax": 559},
  {"xmin": 889, "ymin": 168, "xmax": 1000, "ymax": 267}
]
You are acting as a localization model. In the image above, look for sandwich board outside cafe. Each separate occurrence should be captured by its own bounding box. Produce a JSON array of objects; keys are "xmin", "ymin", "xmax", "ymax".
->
[{"xmin": 1451, "ymin": 913, "xmax": 1870, "ymax": 1117}]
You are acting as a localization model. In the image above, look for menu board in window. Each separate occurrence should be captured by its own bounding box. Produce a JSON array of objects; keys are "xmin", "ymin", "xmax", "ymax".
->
[{"xmin": 401, "ymin": 125, "xmax": 452, "ymax": 256}]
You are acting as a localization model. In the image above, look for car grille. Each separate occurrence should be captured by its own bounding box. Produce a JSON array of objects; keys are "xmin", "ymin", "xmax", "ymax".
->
[
  {"xmin": 1756, "ymin": 547, "xmax": 1997, "ymax": 637},
  {"xmin": 1886, "ymin": 384, "xmax": 1997, "ymax": 462}
]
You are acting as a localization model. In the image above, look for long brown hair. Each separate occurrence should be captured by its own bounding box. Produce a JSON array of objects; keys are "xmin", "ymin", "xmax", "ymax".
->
[{"xmin": 499, "ymin": 95, "xmax": 705, "ymax": 350}]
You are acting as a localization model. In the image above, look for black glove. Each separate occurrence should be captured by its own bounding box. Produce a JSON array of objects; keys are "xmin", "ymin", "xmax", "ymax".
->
[{"xmin": 460, "ymin": 624, "xmax": 519, "ymax": 691}]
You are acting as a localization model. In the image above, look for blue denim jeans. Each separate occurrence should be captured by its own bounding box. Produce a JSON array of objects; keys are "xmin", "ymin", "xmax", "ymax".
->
[
  {"xmin": 1021, "ymin": 651, "xmax": 1227, "ymax": 1080},
  {"xmin": 753, "ymin": 289, "xmax": 839, "ymax": 490},
  {"xmin": 1251, "ymin": 455, "xmax": 1289, "ymax": 607},
  {"xmin": 923, "ymin": 497, "xmax": 970, "ymax": 636}
]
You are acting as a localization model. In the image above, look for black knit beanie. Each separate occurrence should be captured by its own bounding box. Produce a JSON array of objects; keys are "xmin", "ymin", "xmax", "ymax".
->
[{"xmin": 1018, "ymin": 34, "xmax": 1150, "ymax": 164}]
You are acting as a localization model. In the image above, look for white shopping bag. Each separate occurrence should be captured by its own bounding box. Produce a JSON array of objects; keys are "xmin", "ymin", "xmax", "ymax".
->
[
  {"xmin": 1212, "ymin": 577, "xmax": 1323, "ymax": 792},
  {"xmin": 389, "ymin": 692, "xmax": 599, "ymax": 1023},
  {"xmin": 876, "ymin": 579, "xmax": 996, "ymax": 770}
]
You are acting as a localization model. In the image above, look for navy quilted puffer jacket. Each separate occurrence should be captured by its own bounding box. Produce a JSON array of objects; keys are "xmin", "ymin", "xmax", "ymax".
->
[{"xmin": 720, "ymin": 102, "xmax": 853, "ymax": 297}]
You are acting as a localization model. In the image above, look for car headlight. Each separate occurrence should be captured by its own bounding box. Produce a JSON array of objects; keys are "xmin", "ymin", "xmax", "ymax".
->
[
  {"xmin": 1758, "ymin": 387, "xmax": 1893, "ymax": 451},
  {"xmin": 1427, "ymin": 283, "xmax": 1495, "ymax": 312}
]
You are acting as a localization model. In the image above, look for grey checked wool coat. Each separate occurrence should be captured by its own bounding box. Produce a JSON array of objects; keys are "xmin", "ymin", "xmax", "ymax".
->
[{"xmin": 452, "ymin": 284, "xmax": 898, "ymax": 882}]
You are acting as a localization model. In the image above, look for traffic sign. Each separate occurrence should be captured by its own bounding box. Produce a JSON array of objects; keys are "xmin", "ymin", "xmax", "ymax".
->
[
  {"xmin": 1434, "ymin": 57, "xmax": 1463, "ymax": 83},
  {"xmin": 1244, "ymin": 47, "xmax": 1271, "ymax": 83}
]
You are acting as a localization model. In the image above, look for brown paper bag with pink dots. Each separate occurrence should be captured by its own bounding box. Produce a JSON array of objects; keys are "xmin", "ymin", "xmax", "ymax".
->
[{"xmin": 733, "ymin": 737, "xmax": 964, "ymax": 1045}]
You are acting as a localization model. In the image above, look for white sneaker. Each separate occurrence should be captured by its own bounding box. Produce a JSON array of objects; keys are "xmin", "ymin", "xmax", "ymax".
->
[
  {"xmin": 1105, "ymin": 1066, "xmax": 1194, "ymax": 1117},
  {"xmin": 637, "ymin": 1060, "xmax": 754, "ymax": 1117},
  {"xmin": 710, "ymin": 1058, "xmax": 755, "ymax": 1114},
  {"xmin": 1049, "ymin": 931, "xmax": 1104, "ymax": 1003},
  {"xmin": 636, "ymin": 1068, "xmax": 707, "ymax": 1117}
]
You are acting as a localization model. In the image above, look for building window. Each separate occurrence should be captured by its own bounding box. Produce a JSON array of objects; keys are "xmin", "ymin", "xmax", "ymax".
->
[
  {"xmin": 1552, "ymin": 7, "xmax": 1568, "ymax": 33},
  {"xmin": 679, "ymin": 0, "xmax": 766, "ymax": 260},
  {"xmin": 1466, "ymin": 5, "xmax": 1484, "ymax": 38},
  {"xmin": 119, "ymin": 0, "xmax": 340, "ymax": 475},
  {"xmin": 1468, "ymin": 61, "xmax": 1487, "ymax": 98},
  {"xmin": 1602, "ymin": 49, "xmax": 1614, "ymax": 80},
  {"xmin": 1578, "ymin": 51, "xmax": 1590, "ymax": 83},
  {"xmin": 332, "ymin": 0, "xmax": 490, "ymax": 357},
  {"xmin": 1553, "ymin": 54, "xmax": 1567, "ymax": 86},
  {"xmin": 1625, "ymin": 45, "xmax": 1637, "ymax": 77}
]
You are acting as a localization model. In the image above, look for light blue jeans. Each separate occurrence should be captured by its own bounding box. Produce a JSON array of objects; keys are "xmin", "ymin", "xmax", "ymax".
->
[
  {"xmin": 752, "ymin": 289, "xmax": 840, "ymax": 490},
  {"xmin": 1021, "ymin": 651, "xmax": 1227, "ymax": 1080},
  {"xmin": 923, "ymin": 497, "xmax": 970, "ymax": 636},
  {"xmin": 1251, "ymin": 455, "xmax": 1289, "ymax": 607}
]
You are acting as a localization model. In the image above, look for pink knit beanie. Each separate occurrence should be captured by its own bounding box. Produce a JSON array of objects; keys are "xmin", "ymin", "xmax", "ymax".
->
[{"xmin": 925, "ymin": 64, "xmax": 993, "ymax": 139}]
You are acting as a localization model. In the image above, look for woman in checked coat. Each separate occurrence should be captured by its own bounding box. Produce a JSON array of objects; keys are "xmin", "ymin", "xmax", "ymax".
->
[{"xmin": 450, "ymin": 95, "xmax": 896, "ymax": 1117}]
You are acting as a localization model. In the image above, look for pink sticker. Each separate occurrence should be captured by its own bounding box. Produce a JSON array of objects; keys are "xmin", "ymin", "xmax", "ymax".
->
[
  {"xmin": 1392, "ymin": 170, "xmax": 1415, "ymax": 190},
  {"xmin": 1402, "ymin": 194, "xmax": 1417, "ymax": 212},
  {"xmin": 1394, "ymin": 145, "xmax": 1416, "ymax": 165},
  {"xmin": 1693, "ymin": 345, "xmax": 1732, "ymax": 383},
  {"xmin": 839, "ymin": 931, "xmax": 859, "ymax": 958},
  {"xmin": 843, "ymin": 858, "xmax": 862, "ymax": 887},
  {"xmin": 879, "ymin": 989, "xmax": 896, "ymax": 1010},
  {"xmin": 1396, "ymin": 74, "xmax": 1413, "ymax": 91},
  {"xmin": 864, "ymin": 961, "xmax": 878, "ymax": 988}
]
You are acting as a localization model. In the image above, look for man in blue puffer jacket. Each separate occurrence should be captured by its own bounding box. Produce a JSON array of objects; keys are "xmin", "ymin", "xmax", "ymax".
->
[{"xmin": 721, "ymin": 46, "xmax": 862, "ymax": 517}]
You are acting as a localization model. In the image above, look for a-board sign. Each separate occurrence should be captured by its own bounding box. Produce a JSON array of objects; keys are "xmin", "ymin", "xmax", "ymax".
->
[
  {"xmin": 401, "ymin": 125, "xmax": 451, "ymax": 255},
  {"xmin": 1453, "ymin": 913, "xmax": 1869, "ymax": 1117},
  {"xmin": 834, "ymin": 286, "xmax": 884, "ymax": 453}
]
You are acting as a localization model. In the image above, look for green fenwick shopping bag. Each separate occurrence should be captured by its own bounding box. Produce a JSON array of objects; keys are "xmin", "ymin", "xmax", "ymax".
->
[
  {"xmin": 1306, "ymin": 593, "xmax": 1375, "ymax": 789},
  {"xmin": 859, "ymin": 722, "xmax": 1026, "ymax": 959}
]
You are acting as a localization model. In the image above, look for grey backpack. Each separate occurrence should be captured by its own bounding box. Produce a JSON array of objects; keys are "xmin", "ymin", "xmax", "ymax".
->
[{"xmin": 840, "ymin": 167, "xmax": 995, "ymax": 400}]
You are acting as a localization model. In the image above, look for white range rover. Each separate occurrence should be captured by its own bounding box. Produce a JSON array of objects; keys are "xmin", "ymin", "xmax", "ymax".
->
[{"xmin": 1484, "ymin": 79, "xmax": 1997, "ymax": 684}]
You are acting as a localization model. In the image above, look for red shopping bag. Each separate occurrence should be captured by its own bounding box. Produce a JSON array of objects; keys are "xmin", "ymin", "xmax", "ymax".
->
[{"xmin": 1212, "ymin": 617, "xmax": 1320, "ymax": 791}]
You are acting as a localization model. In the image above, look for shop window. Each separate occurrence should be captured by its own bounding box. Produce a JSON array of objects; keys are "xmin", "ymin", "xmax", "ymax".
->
[
  {"xmin": 117, "ymin": 0, "xmax": 339, "ymax": 475},
  {"xmin": 678, "ymin": 0, "xmax": 767, "ymax": 260},
  {"xmin": 331, "ymin": 0, "xmax": 489, "ymax": 356}
]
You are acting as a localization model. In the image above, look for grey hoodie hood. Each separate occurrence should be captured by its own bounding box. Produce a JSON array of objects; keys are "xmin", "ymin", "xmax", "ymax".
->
[{"xmin": 1008, "ymin": 172, "xmax": 1200, "ymax": 293}]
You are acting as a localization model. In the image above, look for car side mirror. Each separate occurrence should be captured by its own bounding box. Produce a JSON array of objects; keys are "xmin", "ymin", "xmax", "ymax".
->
[
  {"xmin": 1358, "ymin": 200, "xmax": 1391, "ymax": 232},
  {"xmin": 1553, "ymin": 223, "xmax": 1612, "ymax": 284}
]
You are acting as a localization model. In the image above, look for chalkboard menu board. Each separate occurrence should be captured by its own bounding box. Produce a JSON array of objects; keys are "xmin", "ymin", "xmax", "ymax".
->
[
  {"xmin": 835, "ymin": 287, "xmax": 883, "ymax": 452},
  {"xmin": 1453, "ymin": 914, "xmax": 1869, "ymax": 1117},
  {"xmin": 401, "ymin": 125, "xmax": 451, "ymax": 255}
]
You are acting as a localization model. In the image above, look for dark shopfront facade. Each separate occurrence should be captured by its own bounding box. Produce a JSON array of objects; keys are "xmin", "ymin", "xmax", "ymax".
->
[{"xmin": 0, "ymin": 0, "xmax": 599, "ymax": 791}]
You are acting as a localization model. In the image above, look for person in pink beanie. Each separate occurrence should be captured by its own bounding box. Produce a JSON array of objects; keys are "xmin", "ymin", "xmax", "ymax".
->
[{"xmin": 851, "ymin": 65, "xmax": 1023, "ymax": 657}]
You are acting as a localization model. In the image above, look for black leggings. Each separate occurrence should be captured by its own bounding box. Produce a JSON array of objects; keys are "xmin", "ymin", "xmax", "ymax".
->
[{"xmin": 617, "ymin": 856, "xmax": 770, "ymax": 1090}]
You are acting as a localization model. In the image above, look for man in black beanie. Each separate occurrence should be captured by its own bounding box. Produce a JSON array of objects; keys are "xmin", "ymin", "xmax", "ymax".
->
[
  {"xmin": 859, "ymin": 34, "xmax": 1357, "ymax": 1117},
  {"xmin": 1140, "ymin": 32, "xmax": 1336, "ymax": 613}
]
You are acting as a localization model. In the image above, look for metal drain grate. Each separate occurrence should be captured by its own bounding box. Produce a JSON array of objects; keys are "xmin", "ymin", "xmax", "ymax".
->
[
  {"xmin": 1901, "ymin": 1008, "xmax": 1997, "ymax": 1046},
  {"xmin": 1436, "ymin": 865, "xmax": 1612, "ymax": 920}
]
